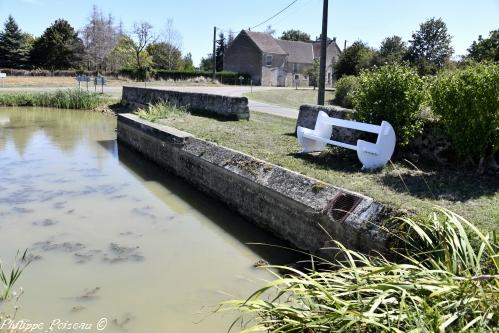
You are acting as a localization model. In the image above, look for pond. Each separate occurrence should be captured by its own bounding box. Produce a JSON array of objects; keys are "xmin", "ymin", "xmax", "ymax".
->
[{"xmin": 0, "ymin": 108, "xmax": 295, "ymax": 332}]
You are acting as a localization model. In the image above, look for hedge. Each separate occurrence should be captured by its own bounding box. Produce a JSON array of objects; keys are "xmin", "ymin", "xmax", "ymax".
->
[
  {"xmin": 353, "ymin": 64, "xmax": 428, "ymax": 146},
  {"xmin": 431, "ymin": 63, "xmax": 499, "ymax": 161}
]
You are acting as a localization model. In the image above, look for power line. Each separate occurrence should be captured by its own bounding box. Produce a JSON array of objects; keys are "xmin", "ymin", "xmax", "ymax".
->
[{"xmin": 250, "ymin": 0, "xmax": 299, "ymax": 30}]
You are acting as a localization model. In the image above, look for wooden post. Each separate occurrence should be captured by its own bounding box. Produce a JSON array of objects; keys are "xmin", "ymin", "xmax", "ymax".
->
[{"xmin": 317, "ymin": 0, "xmax": 328, "ymax": 105}]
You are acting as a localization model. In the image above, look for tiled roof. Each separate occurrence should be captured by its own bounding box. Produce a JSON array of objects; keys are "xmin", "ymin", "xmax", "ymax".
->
[
  {"xmin": 242, "ymin": 30, "xmax": 341, "ymax": 64},
  {"xmin": 244, "ymin": 30, "xmax": 286, "ymax": 55},
  {"xmin": 276, "ymin": 39, "xmax": 314, "ymax": 64}
]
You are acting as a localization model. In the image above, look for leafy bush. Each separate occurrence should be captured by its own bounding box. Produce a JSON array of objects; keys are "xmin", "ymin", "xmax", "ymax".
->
[
  {"xmin": 431, "ymin": 63, "xmax": 499, "ymax": 161},
  {"xmin": 353, "ymin": 64, "xmax": 428, "ymax": 146},
  {"xmin": 333, "ymin": 75, "xmax": 359, "ymax": 108},
  {"xmin": 136, "ymin": 102, "xmax": 188, "ymax": 123},
  {"xmin": 225, "ymin": 209, "xmax": 499, "ymax": 332},
  {"xmin": 0, "ymin": 89, "xmax": 108, "ymax": 109}
]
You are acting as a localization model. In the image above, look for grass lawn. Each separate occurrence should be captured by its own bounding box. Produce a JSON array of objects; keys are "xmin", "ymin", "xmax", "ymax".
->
[
  {"xmin": 152, "ymin": 111, "xmax": 498, "ymax": 231},
  {"xmin": 244, "ymin": 88, "xmax": 335, "ymax": 109}
]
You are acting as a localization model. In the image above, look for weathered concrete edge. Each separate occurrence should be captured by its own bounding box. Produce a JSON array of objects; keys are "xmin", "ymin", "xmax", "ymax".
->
[{"xmin": 117, "ymin": 113, "xmax": 392, "ymax": 257}]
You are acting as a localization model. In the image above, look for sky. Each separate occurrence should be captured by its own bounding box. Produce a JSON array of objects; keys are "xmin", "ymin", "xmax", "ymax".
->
[{"xmin": 0, "ymin": 0, "xmax": 498, "ymax": 66}]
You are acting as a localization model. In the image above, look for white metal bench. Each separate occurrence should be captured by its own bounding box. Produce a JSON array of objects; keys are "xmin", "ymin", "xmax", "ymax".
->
[{"xmin": 297, "ymin": 111, "xmax": 396, "ymax": 170}]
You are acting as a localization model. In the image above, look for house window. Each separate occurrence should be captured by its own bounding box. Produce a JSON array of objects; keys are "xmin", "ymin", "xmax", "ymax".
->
[
  {"xmin": 293, "ymin": 63, "xmax": 299, "ymax": 73},
  {"xmin": 265, "ymin": 55, "xmax": 273, "ymax": 66},
  {"xmin": 327, "ymin": 73, "xmax": 331, "ymax": 84}
]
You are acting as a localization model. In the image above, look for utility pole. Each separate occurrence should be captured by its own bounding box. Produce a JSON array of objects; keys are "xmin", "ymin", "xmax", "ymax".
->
[
  {"xmin": 212, "ymin": 26, "xmax": 217, "ymax": 82},
  {"xmin": 317, "ymin": 0, "xmax": 328, "ymax": 105},
  {"xmin": 344, "ymin": 40, "xmax": 348, "ymax": 51}
]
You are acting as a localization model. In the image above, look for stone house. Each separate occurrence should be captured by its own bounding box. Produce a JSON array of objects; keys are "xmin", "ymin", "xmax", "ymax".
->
[{"xmin": 224, "ymin": 30, "xmax": 342, "ymax": 87}]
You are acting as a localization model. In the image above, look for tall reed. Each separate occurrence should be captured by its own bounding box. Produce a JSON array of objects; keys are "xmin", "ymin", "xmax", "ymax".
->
[
  {"xmin": 0, "ymin": 90, "xmax": 108, "ymax": 109},
  {"xmin": 224, "ymin": 209, "xmax": 499, "ymax": 332}
]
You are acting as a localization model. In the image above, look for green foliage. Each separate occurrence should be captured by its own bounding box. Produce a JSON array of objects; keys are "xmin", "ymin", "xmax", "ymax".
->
[
  {"xmin": 153, "ymin": 69, "xmax": 250, "ymax": 82},
  {"xmin": 0, "ymin": 90, "xmax": 108, "ymax": 109},
  {"xmin": 107, "ymin": 35, "xmax": 137, "ymax": 71},
  {"xmin": 224, "ymin": 208, "xmax": 499, "ymax": 332},
  {"xmin": 407, "ymin": 18, "xmax": 454, "ymax": 75},
  {"xmin": 216, "ymin": 32, "xmax": 226, "ymax": 71},
  {"xmin": 280, "ymin": 29, "xmax": 311, "ymax": 42},
  {"xmin": 199, "ymin": 54, "xmax": 213, "ymax": 72},
  {"xmin": 467, "ymin": 29, "xmax": 499, "ymax": 62},
  {"xmin": 305, "ymin": 59, "xmax": 320, "ymax": 87},
  {"xmin": 30, "ymin": 19, "xmax": 84, "ymax": 70},
  {"xmin": 353, "ymin": 64, "xmax": 427, "ymax": 146},
  {"xmin": 180, "ymin": 52, "xmax": 194, "ymax": 71},
  {"xmin": 379, "ymin": 35, "xmax": 407, "ymax": 64},
  {"xmin": 136, "ymin": 102, "xmax": 188, "ymax": 122},
  {"xmin": 0, "ymin": 15, "xmax": 32, "ymax": 68},
  {"xmin": 430, "ymin": 63, "xmax": 499, "ymax": 160},
  {"xmin": 0, "ymin": 250, "xmax": 30, "ymax": 301},
  {"xmin": 334, "ymin": 41, "xmax": 378, "ymax": 79},
  {"xmin": 146, "ymin": 42, "xmax": 182, "ymax": 70},
  {"xmin": 333, "ymin": 75, "xmax": 359, "ymax": 108}
]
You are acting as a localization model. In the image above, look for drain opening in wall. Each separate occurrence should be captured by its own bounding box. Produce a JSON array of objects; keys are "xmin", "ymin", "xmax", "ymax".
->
[{"xmin": 327, "ymin": 192, "xmax": 362, "ymax": 223}]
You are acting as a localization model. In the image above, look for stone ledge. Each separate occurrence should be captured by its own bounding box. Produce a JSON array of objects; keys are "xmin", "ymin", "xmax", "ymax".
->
[
  {"xmin": 121, "ymin": 86, "xmax": 250, "ymax": 120},
  {"xmin": 117, "ymin": 113, "xmax": 391, "ymax": 257}
]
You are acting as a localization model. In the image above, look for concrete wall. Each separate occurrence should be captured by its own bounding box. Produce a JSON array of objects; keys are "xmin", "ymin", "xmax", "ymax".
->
[
  {"xmin": 121, "ymin": 86, "xmax": 250, "ymax": 120},
  {"xmin": 261, "ymin": 54, "xmax": 287, "ymax": 86},
  {"xmin": 224, "ymin": 33, "xmax": 263, "ymax": 85},
  {"xmin": 117, "ymin": 113, "xmax": 391, "ymax": 257}
]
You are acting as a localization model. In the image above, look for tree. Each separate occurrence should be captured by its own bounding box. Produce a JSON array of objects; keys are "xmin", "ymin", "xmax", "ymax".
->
[
  {"xmin": 180, "ymin": 52, "xmax": 194, "ymax": 71},
  {"xmin": 146, "ymin": 42, "xmax": 182, "ymax": 70},
  {"xmin": 215, "ymin": 32, "xmax": 226, "ymax": 71},
  {"xmin": 280, "ymin": 29, "xmax": 311, "ymax": 42},
  {"xmin": 0, "ymin": 15, "xmax": 32, "ymax": 68},
  {"xmin": 227, "ymin": 29, "xmax": 236, "ymax": 46},
  {"xmin": 200, "ymin": 54, "xmax": 213, "ymax": 71},
  {"xmin": 379, "ymin": 35, "xmax": 407, "ymax": 64},
  {"xmin": 333, "ymin": 41, "xmax": 378, "ymax": 78},
  {"xmin": 306, "ymin": 59, "xmax": 320, "ymax": 88},
  {"xmin": 160, "ymin": 18, "xmax": 183, "ymax": 70},
  {"xmin": 30, "ymin": 19, "xmax": 84, "ymax": 70},
  {"xmin": 131, "ymin": 21, "xmax": 155, "ymax": 71},
  {"xmin": 467, "ymin": 29, "xmax": 499, "ymax": 62},
  {"xmin": 106, "ymin": 35, "xmax": 137, "ymax": 71},
  {"xmin": 80, "ymin": 5, "xmax": 119, "ymax": 71},
  {"xmin": 406, "ymin": 18, "xmax": 454, "ymax": 75}
]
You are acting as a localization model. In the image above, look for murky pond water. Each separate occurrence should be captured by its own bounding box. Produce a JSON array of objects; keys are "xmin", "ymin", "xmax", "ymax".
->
[{"xmin": 0, "ymin": 108, "xmax": 293, "ymax": 332}]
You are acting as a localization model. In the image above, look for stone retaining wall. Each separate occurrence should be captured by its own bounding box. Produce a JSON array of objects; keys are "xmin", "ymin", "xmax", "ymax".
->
[
  {"xmin": 121, "ymin": 86, "xmax": 250, "ymax": 120},
  {"xmin": 117, "ymin": 113, "xmax": 391, "ymax": 257}
]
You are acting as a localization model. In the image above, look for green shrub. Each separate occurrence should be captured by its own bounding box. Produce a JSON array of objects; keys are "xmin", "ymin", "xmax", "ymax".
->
[
  {"xmin": 353, "ymin": 64, "xmax": 428, "ymax": 146},
  {"xmin": 431, "ymin": 63, "xmax": 499, "ymax": 161},
  {"xmin": 333, "ymin": 75, "xmax": 359, "ymax": 108},
  {"xmin": 224, "ymin": 209, "xmax": 499, "ymax": 332},
  {"xmin": 0, "ymin": 90, "xmax": 108, "ymax": 109}
]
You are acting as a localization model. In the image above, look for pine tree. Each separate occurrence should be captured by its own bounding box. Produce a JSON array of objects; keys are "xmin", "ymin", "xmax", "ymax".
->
[
  {"xmin": 30, "ymin": 19, "xmax": 84, "ymax": 70},
  {"xmin": 215, "ymin": 32, "xmax": 226, "ymax": 71},
  {"xmin": 0, "ymin": 15, "xmax": 32, "ymax": 68}
]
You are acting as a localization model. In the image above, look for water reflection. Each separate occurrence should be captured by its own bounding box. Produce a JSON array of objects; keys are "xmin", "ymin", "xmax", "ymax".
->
[{"xmin": 0, "ymin": 107, "xmax": 297, "ymax": 332}]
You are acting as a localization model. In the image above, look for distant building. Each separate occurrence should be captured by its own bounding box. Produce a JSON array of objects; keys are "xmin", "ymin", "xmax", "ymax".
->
[{"xmin": 224, "ymin": 30, "xmax": 342, "ymax": 87}]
